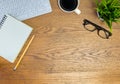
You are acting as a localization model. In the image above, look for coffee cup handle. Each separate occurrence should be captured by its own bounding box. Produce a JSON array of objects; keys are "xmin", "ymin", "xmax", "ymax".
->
[{"xmin": 74, "ymin": 8, "xmax": 81, "ymax": 15}]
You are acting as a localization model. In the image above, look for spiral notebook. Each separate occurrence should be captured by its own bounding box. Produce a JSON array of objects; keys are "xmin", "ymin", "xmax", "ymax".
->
[{"xmin": 0, "ymin": 14, "xmax": 33, "ymax": 63}]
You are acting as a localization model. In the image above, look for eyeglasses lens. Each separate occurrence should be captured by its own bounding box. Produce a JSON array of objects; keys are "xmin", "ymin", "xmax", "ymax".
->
[
  {"xmin": 98, "ymin": 30, "xmax": 107, "ymax": 38},
  {"xmin": 85, "ymin": 24, "xmax": 96, "ymax": 31}
]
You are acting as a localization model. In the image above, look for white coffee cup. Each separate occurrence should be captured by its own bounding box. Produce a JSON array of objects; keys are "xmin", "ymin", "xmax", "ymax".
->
[{"xmin": 58, "ymin": 0, "xmax": 81, "ymax": 15}]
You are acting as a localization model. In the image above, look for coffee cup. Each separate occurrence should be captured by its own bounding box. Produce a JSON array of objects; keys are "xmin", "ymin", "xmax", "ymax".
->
[{"xmin": 58, "ymin": 0, "xmax": 81, "ymax": 15}]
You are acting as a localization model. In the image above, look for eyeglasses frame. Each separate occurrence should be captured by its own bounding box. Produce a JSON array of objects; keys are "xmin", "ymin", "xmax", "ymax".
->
[{"xmin": 83, "ymin": 19, "xmax": 112, "ymax": 39}]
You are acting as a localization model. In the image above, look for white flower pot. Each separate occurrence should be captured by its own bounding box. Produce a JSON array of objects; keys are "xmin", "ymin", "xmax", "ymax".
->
[{"xmin": 97, "ymin": 11, "xmax": 104, "ymax": 21}]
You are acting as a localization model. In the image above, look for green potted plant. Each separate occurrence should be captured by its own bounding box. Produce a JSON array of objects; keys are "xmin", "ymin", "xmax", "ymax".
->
[{"xmin": 95, "ymin": 0, "xmax": 120, "ymax": 32}]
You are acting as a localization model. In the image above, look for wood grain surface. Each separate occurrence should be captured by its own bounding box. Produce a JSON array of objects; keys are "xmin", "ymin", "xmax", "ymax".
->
[{"xmin": 0, "ymin": 0, "xmax": 120, "ymax": 84}]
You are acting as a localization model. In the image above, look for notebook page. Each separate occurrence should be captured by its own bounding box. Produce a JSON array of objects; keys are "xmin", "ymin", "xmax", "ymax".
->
[{"xmin": 0, "ymin": 14, "xmax": 33, "ymax": 63}]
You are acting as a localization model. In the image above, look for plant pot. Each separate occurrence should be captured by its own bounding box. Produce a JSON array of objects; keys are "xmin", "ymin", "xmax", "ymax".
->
[{"xmin": 96, "ymin": 11, "xmax": 104, "ymax": 21}]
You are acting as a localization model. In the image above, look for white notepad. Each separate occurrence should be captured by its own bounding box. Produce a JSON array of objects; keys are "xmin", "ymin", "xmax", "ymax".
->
[{"xmin": 0, "ymin": 14, "xmax": 33, "ymax": 63}]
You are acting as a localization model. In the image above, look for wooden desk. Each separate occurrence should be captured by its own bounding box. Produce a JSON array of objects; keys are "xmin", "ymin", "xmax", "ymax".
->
[{"xmin": 0, "ymin": 0, "xmax": 120, "ymax": 84}]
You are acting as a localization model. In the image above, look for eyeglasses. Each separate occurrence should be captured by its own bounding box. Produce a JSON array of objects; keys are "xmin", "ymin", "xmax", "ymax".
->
[{"xmin": 83, "ymin": 19, "xmax": 112, "ymax": 39}]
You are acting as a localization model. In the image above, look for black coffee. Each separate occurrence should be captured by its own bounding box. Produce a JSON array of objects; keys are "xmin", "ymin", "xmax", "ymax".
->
[{"xmin": 59, "ymin": 0, "xmax": 78, "ymax": 11}]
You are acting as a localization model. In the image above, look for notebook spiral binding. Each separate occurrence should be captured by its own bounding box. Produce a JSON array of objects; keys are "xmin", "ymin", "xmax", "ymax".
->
[{"xmin": 0, "ymin": 15, "xmax": 7, "ymax": 29}]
